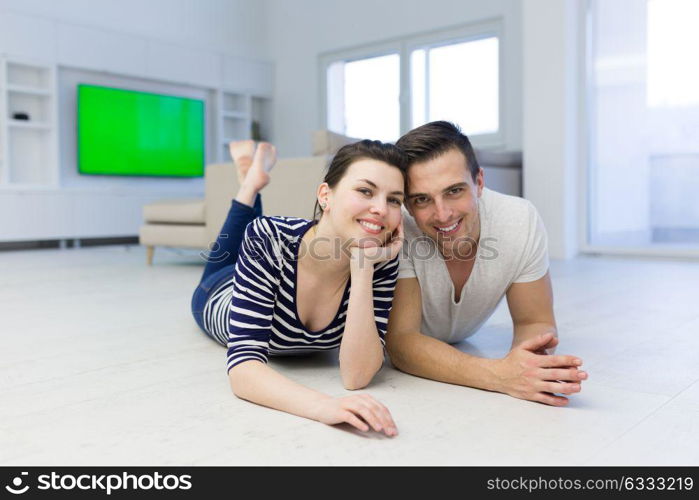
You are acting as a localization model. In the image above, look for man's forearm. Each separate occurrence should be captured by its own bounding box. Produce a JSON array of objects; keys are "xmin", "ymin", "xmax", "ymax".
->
[
  {"xmin": 512, "ymin": 322, "xmax": 558, "ymax": 352},
  {"xmin": 387, "ymin": 332, "xmax": 503, "ymax": 392}
]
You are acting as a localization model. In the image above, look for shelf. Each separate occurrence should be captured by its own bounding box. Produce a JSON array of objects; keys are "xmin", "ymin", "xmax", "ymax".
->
[
  {"xmin": 251, "ymin": 97, "xmax": 272, "ymax": 141},
  {"xmin": 7, "ymin": 91, "xmax": 52, "ymax": 123},
  {"xmin": 222, "ymin": 93, "xmax": 248, "ymax": 114},
  {"xmin": 2, "ymin": 58, "xmax": 57, "ymax": 187},
  {"xmin": 6, "ymin": 85, "xmax": 52, "ymax": 96},
  {"xmin": 221, "ymin": 143, "xmax": 232, "ymax": 163},
  {"xmin": 221, "ymin": 137, "xmax": 251, "ymax": 144},
  {"xmin": 8, "ymin": 120, "xmax": 52, "ymax": 130},
  {"xmin": 7, "ymin": 62, "xmax": 52, "ymax": 89},
  {"xmin": 222, "ymin": 110, "xmax": 247, "ymax": 119}
]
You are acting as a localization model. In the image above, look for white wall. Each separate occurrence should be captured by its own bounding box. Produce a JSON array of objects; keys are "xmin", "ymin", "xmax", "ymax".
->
[
  {"xmin": 522, "ymin": 0, "xmax": 580, "ymax": 260},
  {"xmin": 0, "ymin": 1, "xmax": 273, "ymax": 93},
  {"xmin": 0, "ymin": 0, "xmax": 267, "ymax": 61},
  {"xmin": 263, "ymin": 0, "xmax": 523, "ymax": 157}
]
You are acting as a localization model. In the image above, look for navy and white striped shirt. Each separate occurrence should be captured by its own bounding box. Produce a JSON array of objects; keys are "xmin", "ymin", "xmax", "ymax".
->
[{"xmin": 202, "ymin": 216, "xmax": 399, "ymax": 374}]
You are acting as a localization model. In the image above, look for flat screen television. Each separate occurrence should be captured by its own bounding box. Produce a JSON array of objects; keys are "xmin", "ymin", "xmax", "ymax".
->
[{"xmin": 77, "ymin": 84, "xmax": 205, "ymax": 177}]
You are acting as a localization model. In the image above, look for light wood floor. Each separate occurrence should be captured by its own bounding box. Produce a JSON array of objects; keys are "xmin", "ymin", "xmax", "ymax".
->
[{"xmin": 1, "ymin": 245, "xmax": 698, "ymax": 465}]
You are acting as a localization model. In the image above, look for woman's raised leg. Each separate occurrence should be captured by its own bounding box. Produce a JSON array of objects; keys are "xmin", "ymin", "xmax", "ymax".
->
[
  {"xmin": 192, "ymin": 141, "xmax": 278, "ymax": 338},
  {"xmin": 199, "ymin": 141, "xmax": 277, "ymax": 282}
]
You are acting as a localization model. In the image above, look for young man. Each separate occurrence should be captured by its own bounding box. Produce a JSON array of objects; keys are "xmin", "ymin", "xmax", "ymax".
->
[{"xmin": 386, "ymin": 121, "xmax": 587, "ymax": 406}]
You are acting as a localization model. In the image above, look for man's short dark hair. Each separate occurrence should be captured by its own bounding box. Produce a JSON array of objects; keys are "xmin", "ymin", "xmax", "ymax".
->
[{"xmin": 395, "ymin": 121, "xmax": 480, "ymax": 181}]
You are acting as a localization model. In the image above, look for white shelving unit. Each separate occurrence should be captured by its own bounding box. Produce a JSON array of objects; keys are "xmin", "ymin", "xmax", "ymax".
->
[
  {"xmin": 0, "ymin": 58, "xmax": 274, "ymax": 185},
  {"xmin": 0, "ymin": 57, "xmax": 58, "ymax": 187},
  {"xmin": 217, "ymin": 90, "xmax": 272, "ymax": 162},
  {"xmin": 251, "ymin": 95, "xmax": 273, "ymax": 144}
]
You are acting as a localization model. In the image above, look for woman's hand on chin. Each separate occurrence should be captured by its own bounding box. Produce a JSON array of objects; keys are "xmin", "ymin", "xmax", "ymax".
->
[
  {"xmin": 309, "ymin": 394, "xmax": 398, "ymax": 437},
  {"xmin": 350, "ymin": 221, "xmax": 404, "ymax": 270}
]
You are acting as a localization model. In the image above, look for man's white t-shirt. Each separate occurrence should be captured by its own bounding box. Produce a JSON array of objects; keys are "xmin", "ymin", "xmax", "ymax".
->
[{"xmin": 397, "ymin": 188, "xmax": 549, "ymax": 344}]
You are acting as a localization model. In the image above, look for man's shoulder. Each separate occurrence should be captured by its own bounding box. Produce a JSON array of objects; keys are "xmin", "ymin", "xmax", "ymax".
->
[
  {"xmin": 482, "ymin": 188, "xmax": 535, "ymax": 215},
  {"xmin": 481, "ymin": 188, "xmax": 539, "ymax": 233},
  {"xmin": 479, "ymin": 189, "xmax": 548, "ymax": 278}
]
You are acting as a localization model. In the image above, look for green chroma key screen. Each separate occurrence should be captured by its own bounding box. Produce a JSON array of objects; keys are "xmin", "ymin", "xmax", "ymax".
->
[{"xmin": 77, "ymin": 84, "xmax": 205, "ymax": 177}]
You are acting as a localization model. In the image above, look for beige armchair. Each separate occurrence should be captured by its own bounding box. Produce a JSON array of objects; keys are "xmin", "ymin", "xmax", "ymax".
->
[
  {"xmin": 138, "ymin": 131, "xmax": 352, "ymax": 264},
  {"xmin": 139, "ymin": 157, "xmax": 328, "ymax": 264}
]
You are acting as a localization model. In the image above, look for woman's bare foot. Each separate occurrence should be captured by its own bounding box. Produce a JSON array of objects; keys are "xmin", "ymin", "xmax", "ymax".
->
[
  {"xmin": 229, "ymin": 140, "xmax": 256, "ymax": 185},
  {"xmin": 235, "ymin": 142, "xmax": 277, "ymax": 207},
  {"xmin": 242, "ymin": 142, "xmax": 277, "ymax": 192}
]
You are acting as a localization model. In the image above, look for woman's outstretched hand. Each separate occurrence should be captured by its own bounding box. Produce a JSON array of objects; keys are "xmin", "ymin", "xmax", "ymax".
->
[
  {"xmin": 350, "ymin": 221, "xmax": 404, "ymax": 270},
  {"xmin": 310, "ymin": 394, "xmax": 398, "ymax": 437}
]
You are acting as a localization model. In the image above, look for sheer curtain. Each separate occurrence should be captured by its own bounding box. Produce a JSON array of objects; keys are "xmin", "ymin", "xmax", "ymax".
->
[{"xmin": 589, "ymin": 0, "xmax": 699, "ymax": 249}]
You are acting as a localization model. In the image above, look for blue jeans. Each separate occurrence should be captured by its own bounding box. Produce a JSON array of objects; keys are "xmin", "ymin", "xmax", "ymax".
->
[{"xmin": 190, "ymin": 195, "xmax": 262, "ymax": 333}]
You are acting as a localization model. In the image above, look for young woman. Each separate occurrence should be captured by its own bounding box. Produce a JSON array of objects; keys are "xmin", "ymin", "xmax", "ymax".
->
[{"xmin": 191, "ymin": 140, "xmax": 406, "ymax": 437}]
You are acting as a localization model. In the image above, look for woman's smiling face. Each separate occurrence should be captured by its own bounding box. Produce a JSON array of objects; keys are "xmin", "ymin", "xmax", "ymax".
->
[{"xmin": 321, "ymin": 159, "xmax": 405, "ymax": 248}]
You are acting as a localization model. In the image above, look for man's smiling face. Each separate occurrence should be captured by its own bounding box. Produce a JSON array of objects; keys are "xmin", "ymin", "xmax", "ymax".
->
[{"xmin": 406, "ymin": 147, "xmax": 484, "ymax": 256}]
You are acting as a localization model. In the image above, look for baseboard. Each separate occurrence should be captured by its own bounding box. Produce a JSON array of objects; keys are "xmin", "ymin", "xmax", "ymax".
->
[{"xmin": 0, "ymin": 236, "xmax": 139, "ymax": 252}]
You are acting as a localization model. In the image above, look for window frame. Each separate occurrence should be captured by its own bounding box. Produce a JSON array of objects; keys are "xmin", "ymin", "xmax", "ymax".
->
[{"xmin": 319, "ymin": 20, "xmax": 505, "ymax": 148}]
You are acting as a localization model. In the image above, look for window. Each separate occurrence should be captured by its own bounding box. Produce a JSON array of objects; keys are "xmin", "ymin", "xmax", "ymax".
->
[
  {"xmin": 587, "ymin": 0, "xmax": 699, "ymax": 251},
  {"xmin": 646, "ymin": 0, "xmax": 699, "ymax": 108},
  {"xmin": 410, "ymin": 37, "xmax": 499, "ymax": 135},
  {"xmin": 326, "ymin": 54, "xmax": 400, "ymax": 143},
  {"xmin": 321, "ymin": 23, "xmax": 502, "ymax": 144}
]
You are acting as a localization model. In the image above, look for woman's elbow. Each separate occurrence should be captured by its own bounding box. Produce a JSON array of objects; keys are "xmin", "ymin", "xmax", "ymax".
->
[
  {"xmin": 342, "ymin": 376, "xmax": 370, "ymax": 391},
  {"xmin": 228, "ymin": 371, "xmax": 245, "ymax": 398},
  {"xmin": 341, "ymin": 365, "xmax": 380, "ymax": 391},
  {"xmin": 340, "ymin": 352, "xmax": 384, "ymax": 390},
  {"xmin": 227, "ymin": 362, "xmax": 256, "ymax": 398}
]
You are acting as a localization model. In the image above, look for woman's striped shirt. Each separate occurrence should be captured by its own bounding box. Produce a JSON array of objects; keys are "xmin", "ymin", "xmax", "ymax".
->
[{"xmin": 202, "ymin": 216, "xmax": 399, "ymax": 374}]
